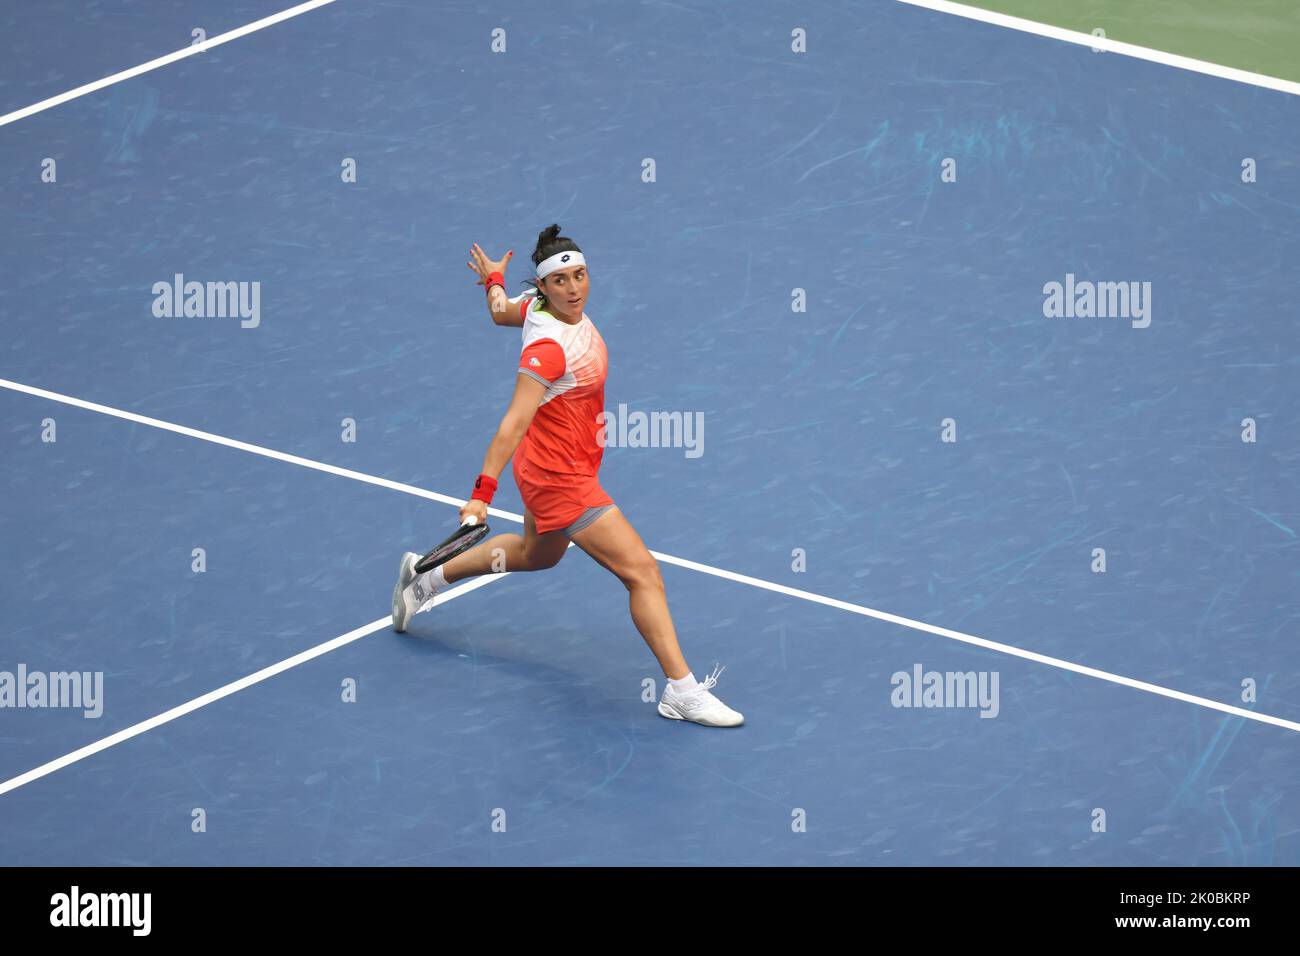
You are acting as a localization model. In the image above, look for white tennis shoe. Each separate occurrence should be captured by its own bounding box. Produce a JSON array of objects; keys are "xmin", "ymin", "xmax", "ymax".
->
[
  {"xmin": 391, "ymin": 552, "xmax": 426, "ymax": 633},
  {"xmin": 658, "ymin": 664, "xmax": 744, "ymax": 727}
]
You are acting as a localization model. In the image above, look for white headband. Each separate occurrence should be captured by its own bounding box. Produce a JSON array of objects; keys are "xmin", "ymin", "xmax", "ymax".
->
[{"xmin": 535, "ymin": 250, "xmax": 586, "ymax": 280}]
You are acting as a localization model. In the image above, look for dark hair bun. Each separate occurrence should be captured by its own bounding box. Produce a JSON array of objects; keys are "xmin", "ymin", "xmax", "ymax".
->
[{"xmin": 531, "ymin": 224, "xmax": 582, "ymax": 269}]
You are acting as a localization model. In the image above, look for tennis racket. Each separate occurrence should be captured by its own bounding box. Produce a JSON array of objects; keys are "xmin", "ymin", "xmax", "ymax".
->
[{"xmin": 414, "ymin": 515, "xmax": 490, "ymax": 574}]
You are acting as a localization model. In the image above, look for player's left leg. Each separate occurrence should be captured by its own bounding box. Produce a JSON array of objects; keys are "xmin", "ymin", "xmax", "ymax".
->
[{"xmin": 569, "ymin": 507, "xmax": 743, "ymax": 727}]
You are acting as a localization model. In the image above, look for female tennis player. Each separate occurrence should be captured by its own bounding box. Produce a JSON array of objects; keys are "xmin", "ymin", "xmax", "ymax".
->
[{"xmin": 391, "ymin": 224, "xmax": 743, "ymax": 727}]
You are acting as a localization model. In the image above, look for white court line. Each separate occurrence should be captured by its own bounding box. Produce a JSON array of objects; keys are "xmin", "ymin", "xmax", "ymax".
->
[
  {"xmin": 0, "ymin": 377, "xmax": 525, "ymax": 526},
  {"xmin": 2, "ymin": 376, "xmax": 1297, "ymax": 736},
  {"xmin": 896, "ymin": 0, "xmax": 1300, "ymax": 98},
  {"xmin": 0, "ymin": 0, "xmax": 336, "ymax": 128},
  {"xmin": 652, "ymin": 554, "xmax": 1300, "ymax": 733},
  {"xmin": 0, "ymin": 575, "xmax": 508, "ymax": 797}
]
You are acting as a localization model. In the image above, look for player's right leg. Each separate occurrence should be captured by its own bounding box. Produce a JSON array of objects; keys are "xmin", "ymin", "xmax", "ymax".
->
[
  {"xmin": 392, "ymin": 510, "xmax": 567, "ymax": 632},
  {"xmin": 444, "ymin": 508, "xmax": 569, "ymax": 582}
]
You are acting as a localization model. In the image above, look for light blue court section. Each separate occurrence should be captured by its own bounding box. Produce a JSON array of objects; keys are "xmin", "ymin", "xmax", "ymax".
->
[
  {"xmin": 0, "ymin": 392, "xmax": 431, "ymax": 783},
  {"xmin": 1, "ymin": 0, "xmax": 1298, "ymax": 864},
  {"xmin": 0, "ymin": 0, "xmax": 308, "ymax": 118},
  {"xmin": 0, "ymin": 385, "xmax": 1295, "ymax": 865}
]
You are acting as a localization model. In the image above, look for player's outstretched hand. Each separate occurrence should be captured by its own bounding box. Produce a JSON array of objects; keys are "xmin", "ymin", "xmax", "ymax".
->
[{"xmin": 467, "ymin": 243, "xmax": 513, "ymax": 286}]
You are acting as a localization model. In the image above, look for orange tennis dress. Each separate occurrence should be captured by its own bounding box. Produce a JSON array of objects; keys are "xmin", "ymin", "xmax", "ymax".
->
[{"xmin": 510, "ymin": 293, "xmax": 613, "ymax": 534}]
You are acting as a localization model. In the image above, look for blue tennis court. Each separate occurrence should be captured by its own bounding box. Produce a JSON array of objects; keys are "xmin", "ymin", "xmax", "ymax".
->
[{"xmin": 2, "ymin": 0, "xmax": 1297, "ymax": 865}]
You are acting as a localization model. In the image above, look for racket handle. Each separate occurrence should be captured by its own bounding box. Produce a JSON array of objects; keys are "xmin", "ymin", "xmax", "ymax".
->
[{"xmin": 461, "ymin": 515, "xmax": 479, "ymax": 527}]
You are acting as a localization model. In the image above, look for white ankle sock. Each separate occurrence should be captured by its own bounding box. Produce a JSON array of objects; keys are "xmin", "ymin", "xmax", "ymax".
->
[
  {"xmin": 668, "ymin": 672, "xmax": 698, "ymax": 694},
  {"xmin": 417, "ymin": 564, "xmax": 449, "ymax": 592}
]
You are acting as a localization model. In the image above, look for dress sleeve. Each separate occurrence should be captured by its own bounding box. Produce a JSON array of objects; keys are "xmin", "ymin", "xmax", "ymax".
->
[{"xmin": 518, "ymin": 338, "xmax": 566, "ymax": 385}]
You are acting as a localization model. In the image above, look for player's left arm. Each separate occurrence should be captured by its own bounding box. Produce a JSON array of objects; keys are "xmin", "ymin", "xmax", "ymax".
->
[
  {"xmin": 468, "ymin": 243, "xmax": 529, "ymax": 327},
  {"xmin": 488, "ymin": 285, "xmax": 530, "ymax": 327}
]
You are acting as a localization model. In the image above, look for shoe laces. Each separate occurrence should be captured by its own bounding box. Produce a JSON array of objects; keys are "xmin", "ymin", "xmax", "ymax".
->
[{"xmin": 698, "ymin": 662, "xmax": 726, "ymax": 693}]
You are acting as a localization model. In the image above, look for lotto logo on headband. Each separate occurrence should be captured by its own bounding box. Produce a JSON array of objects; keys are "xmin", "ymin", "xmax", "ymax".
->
[{"xmin": 535, "ymin": 250, "xmax": 587, "ymax": 280}]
